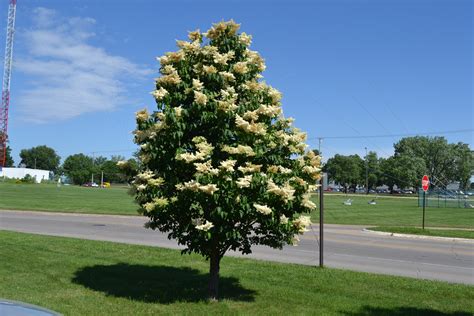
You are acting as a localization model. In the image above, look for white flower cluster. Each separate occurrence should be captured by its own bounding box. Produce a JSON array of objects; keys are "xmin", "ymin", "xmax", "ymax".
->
[
  {"xmin": 194, "ymin": 160, "xmax": 219, "ymax": 175},
  {"xmin": 192, "ymin": 79, "xmax": 204, "ymax": 90},
  {"xmin": 174, "ymin": 106, "xmax": 183, "ymax": 118},
  {"xmin": 177, "ymin": 137, "xmax": 214, "ymax": 163},
  {"xmin": 253, "ymin": 203, "xmax": 272, "ymax": 215},
  {"xmin": 236, "ymin": 175, "xmax": 253, "ymax": 188},
  {"xmin": 204, "ymin": 20, "xmax": 240, "ymax": 40},
  {"xmin": 158, "ymin": 51, "xmax": 185, "ymax": 66},
  {"xmin": 195, "ymin": 220, "xmax": 214, "ymax": 231},
  {"xmin": 233, "ymin": 61, "xmax": 249, "ymax": 75},
  {"xmin": 256, "ymin": 104, "xmax": 281, "ymax": 118},
  {"xmin": 237, "ymin": 162, "xmax": 262, "ymax": 174},
  {"xmin": 214, "ymin": 51, "xmax": 235, "ymax": 65},
  {"xmin": 131, "ymin": 169, "xmax": 166, "ymax": 198},
  {"xmin": 217, "ymin": 87, "xmax": 238, "ymax": 112},
  {"xmin": 300, "ymin": 151, "xmax": 322, "ymax": 180},
  {"xmin": 135, "ymin": 109, "xmax": 149, "ymax": 122},
  {"xmin": 293, "ymin": 215, "xmax": 312, "ymax": 234},
  {"xmin": 235, "ymin": 114, "xmax": 267, "ymax": 135},
  {"xmin": 194, "ymin": 91, "xmax": 208, "ymax": 106},
  {"xmin": 156, "ymin": 66, "xmax": 182, "ymax": 86},
  {"xmin": 267, "ymin": 179, "xmax": 295, "ymax": 203},
  {"xmin": 220, "ymin": 71, "xmax": 236, "ymax": 83},
  {"xmin": 239, "ymin": 32, "xmax": 252, "ymax": 46},
  {"xmin": 176, "ymin": 180, "xmax": 219, "ymax": 195},
  {"xmin": 245, "ymin": 50, "xmax": 266, "ymax": 72},
  {"xmin": 301, "ymin": 194, "xmax": 316, "ymax": 209},
  {"xmin": 176, "ymin": 39, "xmax": 201, "ymax": 53},
  {"xmin": 222, "ymin": 145, "xmax": 255, "ymax": 156},
  {"xmin": 220, "ymin": 159, "xmax": 237, "ymax": 172},
  {"xmin": 143, "ymin": 197, "xmax": 169, "ymax": 213},
  {"xmin": 151, "ymin": 87, "xmax": 168, "ymax": 101},
  {"xmin": 203, "ymin": 65, "xmax": 218, "ymax": 74}
]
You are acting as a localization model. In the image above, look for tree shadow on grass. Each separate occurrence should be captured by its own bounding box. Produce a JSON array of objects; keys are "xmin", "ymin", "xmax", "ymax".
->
[
  {"xmin": 72, "ymin": 263, "xmax": 256, "ymax": 303},
  {"xmin": 342, "ymin": 306, "xmax": 472, "ymax": 316}
]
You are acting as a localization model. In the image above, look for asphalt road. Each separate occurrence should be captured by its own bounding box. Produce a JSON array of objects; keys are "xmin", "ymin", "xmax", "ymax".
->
[{"xmin": 1, "ymin": 210, "xmax": 473, "ymax": 285}]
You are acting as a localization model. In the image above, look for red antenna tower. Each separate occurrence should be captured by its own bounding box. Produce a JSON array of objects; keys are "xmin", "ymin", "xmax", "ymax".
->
[{"xmin": 0, "ymin": 0, "xmax": 17, "ymax": 167}]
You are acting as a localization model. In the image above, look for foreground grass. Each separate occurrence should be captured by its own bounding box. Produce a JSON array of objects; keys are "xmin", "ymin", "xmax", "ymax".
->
[
  {"xmin": 0, "ymin": 182, "xmax": 472, "ymax": 228},
  {"xmin": 369, "ymin": 226, "xmax": 474, "ymax": 239},
  {"xmin": 0, "ymin": 231, "xmax": 473, "ymax": 315},
  {"xmin": 311, "ymin": 194, "xmax": 473, "ymax": 228},
  {"xmin": 0, "ymin": 182, "xmax": 137, "ymax": 215}
]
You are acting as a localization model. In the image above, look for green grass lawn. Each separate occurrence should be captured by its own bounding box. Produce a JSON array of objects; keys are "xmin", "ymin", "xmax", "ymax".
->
[
  {"xmin": 1, "ymin": 182, "xmax": 473, "ymax": 229},
  {"xmin": 0, "ymin": 230, "xmax": 472, "ymax": 315},
  {"xmin": 369, "ymin": 226, "xmax": 474, "ymax": 239},
  {"xmin": 0, "ymin": 182, "xmax": 137, "ymax": 215},
  {"xmin": 310, "ymin": 193, "xmax": 474, "ymax": 229}
]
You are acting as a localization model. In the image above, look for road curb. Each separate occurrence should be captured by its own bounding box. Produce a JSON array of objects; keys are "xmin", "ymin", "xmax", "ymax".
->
[
  {"xmin": 0, "ymin": 209, "xmax": 140, "ymax": 219},
  {"xmin": 363, "ymin": 228, "xmax": 474, "ymax": 243}
]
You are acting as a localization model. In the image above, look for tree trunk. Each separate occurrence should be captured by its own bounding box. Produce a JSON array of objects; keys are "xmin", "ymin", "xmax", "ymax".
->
[{"xmin": 208, "ymin": 250, "xmax": 221, "ymax": 301}]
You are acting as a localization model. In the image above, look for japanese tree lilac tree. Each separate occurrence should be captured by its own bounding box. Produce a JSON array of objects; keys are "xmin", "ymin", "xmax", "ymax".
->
[{"xmin": 129, "ymin": 21, "xmax": 321, "ymax": 300}]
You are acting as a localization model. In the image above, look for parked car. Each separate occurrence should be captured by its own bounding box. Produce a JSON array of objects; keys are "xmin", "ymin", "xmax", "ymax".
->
[{"xmin": 82, "ymin": 182, "xmax": 99, "ymax": 187}]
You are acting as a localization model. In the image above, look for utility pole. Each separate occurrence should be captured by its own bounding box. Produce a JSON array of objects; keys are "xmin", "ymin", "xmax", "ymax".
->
[
  {"xmin": 91, "ymin": 152, "xmax": 95, "ymax": 184},
  {"xmin": 318, "ymin": 141, "xmax": 324, "ymax": 268},
  {"xmin": 365, "ymin": 147, "xmax": 368, "ymax": 194},
  {"xmin": 317, "ymin": 137, "xmax": 323, "ymax": 154},
  {"xmin": 319, "ymin": 173, "xmax": 324, "ymax": 267}
]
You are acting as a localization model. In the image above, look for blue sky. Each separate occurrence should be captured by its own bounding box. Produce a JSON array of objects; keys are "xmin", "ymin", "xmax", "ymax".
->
[{"xmin": 2, "ymin": 0, "xmax": 472, "ymax": 164}]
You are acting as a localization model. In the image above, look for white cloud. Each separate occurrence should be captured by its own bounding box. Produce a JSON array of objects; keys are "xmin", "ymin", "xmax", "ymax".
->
[{"xmin": 16, "ymin": 7, "xmax": 151, "ymax": 123}]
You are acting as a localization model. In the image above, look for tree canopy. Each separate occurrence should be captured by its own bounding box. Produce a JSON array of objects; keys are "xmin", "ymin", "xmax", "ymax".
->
[
  {"xmin": 394, "ymin": 137, "xmax": 472, "ymax": 190},
  {"xmin": 324, "ymin": 154, "xmax": 363, "ymax": 191},
  {"xmin": 19, "ymin": 145, "xmax": 60, "ymax": 172},
  {"xmin": 5, "ymin": 145, "xmax": 14, "ymax": 167},
  {"xmin": 323, "ymin": 137, "xmax": 472, "ymax": 192},
  {"xmin": 127, "ymin": 20, "xmax": 321, "ymax": 299},
  {"xmin": 62, "ymin": 154, "xmax": 94, "ymax": 185}
]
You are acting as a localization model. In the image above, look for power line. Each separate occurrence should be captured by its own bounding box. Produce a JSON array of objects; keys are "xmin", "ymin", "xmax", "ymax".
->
[
  {"xmin": 365, "ymin": 79, "xmax": 410, "ymax": 134},
  {"xmin": 308, "ymin": 129, "xmax": 473, "ymax": 140},
  {"xmin": 313, "ymin": 98, "xmax": 394, "ymax": 157},
  {"xmin": 352, "ymin": 96, "xmax": 392, "ymax": 135},
  {"xmin": 86, "ymin": 149, "xmax": 136, "ymax": 155}
]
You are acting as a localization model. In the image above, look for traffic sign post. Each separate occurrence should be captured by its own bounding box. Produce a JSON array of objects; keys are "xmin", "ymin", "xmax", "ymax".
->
[{"xmin": 421, "ymin": 175, "xmax": 430, "ymax": 230}]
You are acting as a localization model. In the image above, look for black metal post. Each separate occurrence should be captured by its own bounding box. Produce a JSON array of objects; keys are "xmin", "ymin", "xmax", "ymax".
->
[
  {"xmin": 422, "ymin": 191, "xmax": 426, "ymax": 230},
  {"xmin": 319, "ymin": 175, "xmax": 324, "ymax": 267}
]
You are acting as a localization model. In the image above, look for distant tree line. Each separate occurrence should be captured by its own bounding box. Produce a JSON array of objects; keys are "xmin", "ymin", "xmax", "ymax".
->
[
  {"xmin": 6, "ymin": 145, "xmax": 138, "ymax": 185},
  {"xmin": 323, "ymin": 136, "xmax": 473, "ymax": 192},
  {"xmin": 6, "ymin": 136, "xmax": 472, "ymax": 189}
]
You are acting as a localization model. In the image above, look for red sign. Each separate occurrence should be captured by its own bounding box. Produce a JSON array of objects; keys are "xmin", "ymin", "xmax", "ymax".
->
[{"xmin": 422, "ymin": 175, "xmax": 430, "ymax": 192}]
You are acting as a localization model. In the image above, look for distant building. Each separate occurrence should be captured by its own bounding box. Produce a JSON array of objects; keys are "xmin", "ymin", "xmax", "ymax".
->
[{"xmin": 0, "ymin": 167, "xmax": 50, "ymax": 183}]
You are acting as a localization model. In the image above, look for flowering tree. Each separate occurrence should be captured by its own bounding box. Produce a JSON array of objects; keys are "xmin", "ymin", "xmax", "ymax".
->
[{"xmin": 130, "ymin": 21, "xmax": 321, "ymax": 300}]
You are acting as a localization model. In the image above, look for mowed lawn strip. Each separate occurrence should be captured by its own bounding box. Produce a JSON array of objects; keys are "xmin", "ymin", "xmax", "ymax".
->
[
  {"xmin": 0, "ymin": 230, "xmax": 472, "ymax": 316},
  {"xmin": 310, "ymin": 194, "xmax": 473, "ymax": 228},
  {"xmin": 1, "ymin": 182, "xmax": 472, "ymax": 228},
  {"xmin": 0, "ymin": 182, "xmax": 137, "ymax": 215},
  {"xmin": 369, "ymin": 226, "xmax": 474, "ymax": 239}
]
